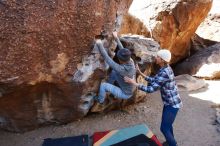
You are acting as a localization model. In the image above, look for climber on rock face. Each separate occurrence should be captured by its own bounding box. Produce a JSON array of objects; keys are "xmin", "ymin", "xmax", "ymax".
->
[{"xmin": 94, "ymin": 31, "xmax": 136, "ymax": 106}]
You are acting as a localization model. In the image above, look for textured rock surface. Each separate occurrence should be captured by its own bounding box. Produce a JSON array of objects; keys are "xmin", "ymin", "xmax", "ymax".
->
[
  {"xmin": 175, "ymin": 74, "xmax": 207, "ymax": 91},
  {"xmin": 190, "ymin": 34, "xmax": 217, "ymax": 55},
  {"xmin": 119, "ymin": 14, "xmax": 150, "ymax": 37},
  {"xmin": 191, "ymin": 0, "xmax": 220, "ymax": 54},
  {"xmin": 196, "ymin": 13, "xmax": 220, "ymax": 42},
  {"xmin": 120, "ymin": 35, "xmax": 159, "ymax": 65},
  {"xmin": 0, "ymin": 0, "xmax": 132, "ymax": 132},
  {"xmin": 196, "ymin": 0, "xmax": 220, "ymax": 42},
  {"xmin": 0, "ymin": 0, "xmax": 132, "ymax": 85},
  {"xmin": 174, "ymin": 43, "xmax": 220, "ymax": 79},
  {"xmin": 122, "ymin": 0, "xmax": 212, "ymax": 63}
]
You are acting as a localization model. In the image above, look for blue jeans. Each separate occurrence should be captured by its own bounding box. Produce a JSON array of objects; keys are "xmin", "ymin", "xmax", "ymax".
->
[
  {"xmin": 97, "ymin": 82, "xmax": 131, "ymax": 103},
  {"xmin": 160, "ymin": 105, "xmax": 179, "ymax": 146}
]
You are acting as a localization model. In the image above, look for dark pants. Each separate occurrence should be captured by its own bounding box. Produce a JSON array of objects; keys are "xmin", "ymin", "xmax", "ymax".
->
[{"xmin": 160, "ymin": 105, "xmax": 179, "ymax": 146}]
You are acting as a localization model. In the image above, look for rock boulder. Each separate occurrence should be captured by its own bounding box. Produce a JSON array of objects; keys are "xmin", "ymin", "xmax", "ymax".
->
[
  {"xmin": 122, "ymin": 0, "xmax": 212, "ymax": 63},
  {"xmin": 0, "ymin": 0, "xmax": 132, "ymax": 132},
  {"xmin": 174, "ymin": 43, "xmax": 220, "ymax": 79}
]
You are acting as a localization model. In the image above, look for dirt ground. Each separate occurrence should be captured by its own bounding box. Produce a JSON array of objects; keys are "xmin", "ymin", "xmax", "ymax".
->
[{"xmin": 0, "ymin": 81, "xmax": 220, "ymax": 146}]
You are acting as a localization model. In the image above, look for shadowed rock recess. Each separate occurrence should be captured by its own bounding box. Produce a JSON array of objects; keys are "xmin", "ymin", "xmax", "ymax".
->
[
  {"xmin": 174, "ymin": 43, "xmax": 220, "ymax": 79},
  {"xmin": 0, "ymin": 0, "xmax": 133, "ymax": 132}
]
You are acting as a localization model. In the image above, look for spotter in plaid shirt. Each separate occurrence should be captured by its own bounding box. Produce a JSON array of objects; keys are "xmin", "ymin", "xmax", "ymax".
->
[{"xmin": 138, "ymin": 65, "xmax": 182, "ymax": 108}]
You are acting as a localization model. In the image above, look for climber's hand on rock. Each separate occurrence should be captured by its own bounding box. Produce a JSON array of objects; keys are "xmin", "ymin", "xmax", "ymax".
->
[
  {"xmin": 112, "ymin": 31, "xmax": 118, "ymax": 38},
  {"xmin": 96, "ymin": 39, "xmax": 103, "ymax": 45}
]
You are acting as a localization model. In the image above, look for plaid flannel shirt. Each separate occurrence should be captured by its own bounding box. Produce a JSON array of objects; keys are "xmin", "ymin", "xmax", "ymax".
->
[{"xmin": 138, "ymin": 65, "xmax": 182, "ymax": 108}]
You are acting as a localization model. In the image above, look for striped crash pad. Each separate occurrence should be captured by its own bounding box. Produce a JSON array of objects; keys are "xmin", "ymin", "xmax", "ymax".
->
[{"xmin": 93, "ymin": 124, "xmax": 162, "ymax": 146}]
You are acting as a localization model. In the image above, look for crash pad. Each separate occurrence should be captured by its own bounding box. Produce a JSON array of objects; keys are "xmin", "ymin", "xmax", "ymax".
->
[
  {"xmin": 93, "ymin": 124, "xmax": 162, "ymax": 146},
  {"xmin": 42, "ymin": 135, "xmax": 89, "ymax": 146}
]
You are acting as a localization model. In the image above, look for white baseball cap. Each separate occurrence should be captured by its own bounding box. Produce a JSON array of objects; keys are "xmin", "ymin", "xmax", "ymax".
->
[{"xmin": 157, "ymin": 49, "xmax": 171, "ymax": 62}]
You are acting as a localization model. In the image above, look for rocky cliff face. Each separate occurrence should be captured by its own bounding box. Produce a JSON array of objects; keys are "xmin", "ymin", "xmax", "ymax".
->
[
  {"xmin": 0, "ymin": 0, "xmax": 132, "ymax": 85},
  {"xmin": 196, "ymin": 0, "xmax": 220, "ymax": 42},
  {"xmin": 0, "ymin": 0, "xmax": 132, "ymax": 132},
  {"xmin": 196, "ymin": 13, "xmax": 220, "ymax": 42},
  {"xmin": 121, "ymin": 0, "xmax": 212, "ymax": 63}
]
